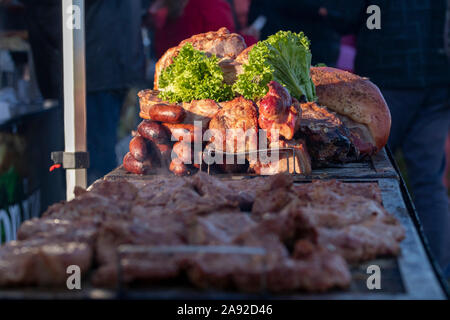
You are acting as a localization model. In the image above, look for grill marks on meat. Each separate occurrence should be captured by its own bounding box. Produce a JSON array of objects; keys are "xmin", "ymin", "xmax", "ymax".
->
[
  {"xmin": 297, "ymin": 102, "xmax": 358, "ymax": 166},
  {"xmin": 4, "ymin": 173, "xmax": 403, "ymax": 292}
]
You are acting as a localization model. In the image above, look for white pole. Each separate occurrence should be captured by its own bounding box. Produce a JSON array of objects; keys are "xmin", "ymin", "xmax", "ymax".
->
[{"xmin": 62, "ymin": 0, "xmax": 87, "ymax": 200}]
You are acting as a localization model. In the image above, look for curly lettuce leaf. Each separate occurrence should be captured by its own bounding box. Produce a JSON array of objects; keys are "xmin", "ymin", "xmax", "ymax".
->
[
  {"xmin": 233, "ymin": 31, "xmax": 316, "ymax": 102},
  {"xmin": 158, "ymin": 43, "xmax": 234, "ymax": 103}
]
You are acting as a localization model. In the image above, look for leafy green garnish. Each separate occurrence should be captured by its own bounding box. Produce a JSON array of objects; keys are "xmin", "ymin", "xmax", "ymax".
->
[
  {"xmin": 232, "ymin": 30, "xmax": 316, "ymax": 102},
  {"xmin": 158, "ymin": 43, "xmax": 234, "ymax": 103}
]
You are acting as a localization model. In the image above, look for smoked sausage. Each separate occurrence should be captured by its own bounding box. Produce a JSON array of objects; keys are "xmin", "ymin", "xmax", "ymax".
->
[
  {"xmin": 162, "ymin": 123, "xmax": 202, "ymax": 143},
  {"xmin": 149, "ymin": 104, "xmax": 186, "ymax": 123},
  {"xmin": 123, "ymin": 152, "xmax": 152, "ymax": 175},
  {"xmin": 129, "ymin": 136, "xmax": 148, "ymax": 162},
  {"xmin": 137, "ymin": 120, "xmax": 169, "ymax": 144}
]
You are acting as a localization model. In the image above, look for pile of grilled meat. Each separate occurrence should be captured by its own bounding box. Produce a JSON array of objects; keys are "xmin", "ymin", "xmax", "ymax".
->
[
  {"xmin": 126, "ymin": 80, "xmax": 364, "ymax": 177},
  {"xmin": 123, "ymin": 28, "xmax": 389, "ymax": 177},
  {"xmin": 0, "ymin": 173, "xmax": 404, "ymax": 293}
]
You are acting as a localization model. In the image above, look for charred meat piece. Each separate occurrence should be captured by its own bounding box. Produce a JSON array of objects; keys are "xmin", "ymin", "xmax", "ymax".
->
[
  {"xmin": 257, "ymin": 81, "xmax": 301, "ymax": 141},
  {"xmin": 297, "ymin": 102, "xmax": 358, "ymax": 166},
  {"xmin": 208, "ymin": 96, "xmax": 259, "ymax": 153}
]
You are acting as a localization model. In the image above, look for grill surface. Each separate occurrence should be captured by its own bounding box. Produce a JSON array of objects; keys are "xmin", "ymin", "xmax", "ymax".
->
[{"xmin": 0, "ymin": 148, "xmax": 446, "ymax": 299}]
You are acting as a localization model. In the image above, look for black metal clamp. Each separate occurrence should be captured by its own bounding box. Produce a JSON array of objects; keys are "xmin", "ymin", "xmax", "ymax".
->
[{"xmin": 50, "ymin": 151, "xmax": 90, "ymax": 170}]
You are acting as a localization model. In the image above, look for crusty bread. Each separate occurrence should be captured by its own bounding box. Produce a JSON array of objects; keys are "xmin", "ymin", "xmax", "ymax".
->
[{"xmin": 310, "ymin": 67, "xmax": 391, "ymax": 151}]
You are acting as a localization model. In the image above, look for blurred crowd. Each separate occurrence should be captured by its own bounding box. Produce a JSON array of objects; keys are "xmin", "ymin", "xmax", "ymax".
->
[{"xmin": 0, "ymin": 0, "xmax": 449, "ymax": 279}]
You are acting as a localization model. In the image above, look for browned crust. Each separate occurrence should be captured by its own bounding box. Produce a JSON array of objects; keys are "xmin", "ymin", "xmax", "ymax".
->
[
  {"xmin": 310, "ymin": 67, "xmax": 391, "ymax": 151},
  {"xmin": 154, "ymin": 28, "xmax": 246, "ymax": 90},
  {"xmin": 235, "ymin": 44, "xmax": 255, "ymax": 65},
  {"xmin": 154, "ymin": 46, "xmax": 179, "ymax": 90}
]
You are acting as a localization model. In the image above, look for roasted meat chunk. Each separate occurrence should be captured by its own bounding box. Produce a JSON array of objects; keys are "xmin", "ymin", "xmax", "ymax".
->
[
  {"xmin": 208, "ymin": 96, "xmax": 259, "ymax": 153},
  {"xmin": 0, "ymin": 239, "xmax": 92, "ymax": 287},
  {"xmin": 292, "ymin": 180, "xmax": 405, "ymax": 262},
  {"xmin": 249, "ymin": 138, "xmax": 312, "ymax": 175},
  {"xmin": 17, "ymin": 218, "xmax": 99, "ymax": 245},
  {"xmin": 297, "ymin": 102, "xmax": 358, "ymax": 166},
  {"xmin": 257, "ymin": 81, "xmax": 301, "ymax": 141},
  {"xmin": 181, "ymin": 99, "xmax": 221, "ymax": 129},
  {"xmin": 154, "ymin": 28, "xmax": 247, "ymax": 89},
  {"xmin": 188, "ymin": 212, "xmax": 257, "ymax": 245}
]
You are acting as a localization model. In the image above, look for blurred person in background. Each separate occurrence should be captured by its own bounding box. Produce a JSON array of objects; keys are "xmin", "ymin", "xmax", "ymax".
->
[
  {"xmin": 226, "ymin": 0, "xmax": 258, "ymax": 45},
  {"xmin": 148, "ymin": 0, "xmax": 235, "ymax": 59},
  {"xmin": 21, "ymin": 0, "xmax": 145, "ymax": 184},
  {"xmin": 327, "ymin": 0, "xmax": 450, "ymax": 278},
  {"xmin": 248, "ymin": 0, "xmax": 341, "ymax": 66}
]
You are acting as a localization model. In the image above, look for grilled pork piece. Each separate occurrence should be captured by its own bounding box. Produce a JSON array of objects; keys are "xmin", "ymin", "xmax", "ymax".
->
[
  {"xmin": 181, "ymin": 99, "xmax": 221, "ymax": 129},
  {"xmin": 187, "ymin": 239, "xmax": 350, "ymax": 292},
  {"xmin": 297, "ymin": 102, "xmax": 358, "ymax": 166},
  {"xmin": 257, "ymin": 81, "xmax": 301, "ymax": 141},
  {"xmin": 266, "ymin": 246, "xmax": 351, "ymax": 292},
  {"xmin": 154, "ymin": 28, "xmax": 247, "ymax": 89},
  {"xmin": 137, "ymin": 89, "xmax": 167, "ymax": 119},
  {"xmin": 292, "ymin": 180, "xmax": 405, "ymax": 262},
  {"xmin": 43, "ymin": 179, "xmax": 138, "ymax": 222},
  {"xmin": 17, "ymin": 218, "xmax": 99, "ymax": 246},
  {"xmin": 92, "ymin": 214, "xmax": 189, "ymax": 287},
  {"xmin": 0, "ymin": 239, "xmax": 92, "ymax": 286},
  {"xmin": 251, "ymin": 173, "xmax": 295, "ymax": 215},
  {"xmin": 208, "ymin": 96, "xmax": 259, "ymax": 154},
  {"xmin": 188, "ymin": 212, "xmax": 257, "ymax": 245}
]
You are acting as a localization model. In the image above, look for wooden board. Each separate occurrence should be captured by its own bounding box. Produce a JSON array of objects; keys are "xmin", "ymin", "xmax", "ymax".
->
[{"xmin": 106, "ymin": 148, "xmax": 399, "ymax": 182}]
